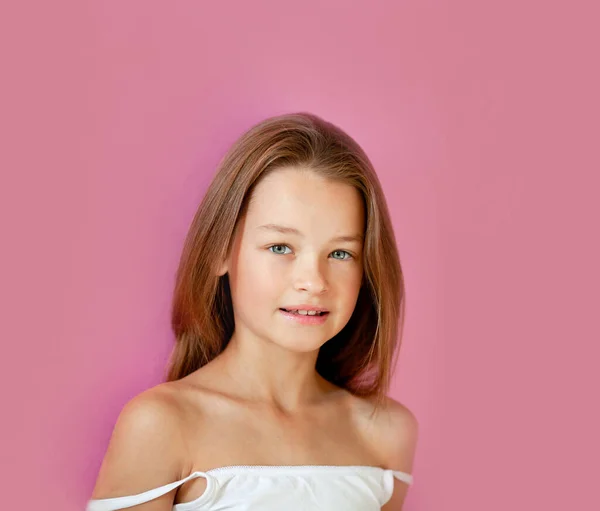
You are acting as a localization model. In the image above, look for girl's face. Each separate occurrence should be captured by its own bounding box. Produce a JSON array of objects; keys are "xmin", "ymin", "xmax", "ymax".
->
[{"xmin": 219, "ymin": 166, "xmax": 365, "ymax": 354}]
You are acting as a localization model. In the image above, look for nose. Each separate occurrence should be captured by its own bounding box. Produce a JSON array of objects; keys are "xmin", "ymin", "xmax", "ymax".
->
[{"xmin": 293, "ymin": 255, "xmax": 328, "ymax": 294}]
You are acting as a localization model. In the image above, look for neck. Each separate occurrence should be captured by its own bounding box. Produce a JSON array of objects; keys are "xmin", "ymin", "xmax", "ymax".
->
[{"xmin": 216, "ymin": 330, "xmax": 328, "ymax": 412}]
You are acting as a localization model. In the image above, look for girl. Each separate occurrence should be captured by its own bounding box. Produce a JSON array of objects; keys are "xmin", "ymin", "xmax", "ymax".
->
[{"xmin": 86, "ymin": 112, "xmax": 419, "ymax": 511}]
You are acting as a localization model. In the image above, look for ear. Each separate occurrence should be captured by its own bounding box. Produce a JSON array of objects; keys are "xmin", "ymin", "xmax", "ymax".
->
[
  {"xmin": 216, "ymin": 255, "xmax": 229, "ymax": 277},
  {"xmin": 217, "ymin": 220, "xmax": 241, "ymax": 277}
]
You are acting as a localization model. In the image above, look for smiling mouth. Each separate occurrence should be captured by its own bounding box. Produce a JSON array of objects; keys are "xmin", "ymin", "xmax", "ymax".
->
[{"xmin": 279, "ymin": 308, "xmax": 329, "ymax": 316}]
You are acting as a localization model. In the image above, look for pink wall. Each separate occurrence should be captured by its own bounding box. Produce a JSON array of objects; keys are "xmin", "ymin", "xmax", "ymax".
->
[{"xmin": 1, "ymin": 1, "xmax": 598, "ymax": 509}]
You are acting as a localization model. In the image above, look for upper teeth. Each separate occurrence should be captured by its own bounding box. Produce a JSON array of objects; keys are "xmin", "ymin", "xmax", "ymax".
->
[{"xmin": 288, "ymin": 310, "xmax": 321, "ymax": 315}]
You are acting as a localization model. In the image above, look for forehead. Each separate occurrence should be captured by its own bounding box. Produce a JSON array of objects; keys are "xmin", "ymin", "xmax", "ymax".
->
[{"xmin": 245, "ymin": 167, "xmax": 364, "ymax": 235}]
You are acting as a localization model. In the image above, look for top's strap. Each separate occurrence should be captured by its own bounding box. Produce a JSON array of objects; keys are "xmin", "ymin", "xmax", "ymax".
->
[
  {"xmin": 86, "ymin": 471, "xmax": 208, "ymax": 511},
  {"xmin": 392, "ymin": 470, "xmax": 414, "ymax": 486}
]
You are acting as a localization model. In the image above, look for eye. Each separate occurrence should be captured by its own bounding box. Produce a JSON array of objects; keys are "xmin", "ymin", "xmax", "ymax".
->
[
  {"xmin": 267, "ymin": 245, "xmax": 354, "ymax": 260},
  {"xmin": 331, "ymin": 250, "xmax": 353, "ymax": 260},
  {"xmin": 268, "ymin": 244, "xmax": 292, "ymax": 255}
]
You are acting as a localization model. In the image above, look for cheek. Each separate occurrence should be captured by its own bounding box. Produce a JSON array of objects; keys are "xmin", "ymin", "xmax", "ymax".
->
[
  {"xmin": 335, "ymin": 263, "xmax": 363, "ymax": 289},
  {"xmin": 235, "ymin": 251, "xmax": 282, "ymax": 301},
  {"xmin": 336, "ymin": 266, "xmax": 363, "ymax": 305}
]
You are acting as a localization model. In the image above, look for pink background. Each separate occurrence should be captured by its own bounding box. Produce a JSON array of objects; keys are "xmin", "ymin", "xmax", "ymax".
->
[{"xmin": 1, "ymin": 1, "xmax": 598, "ymax": 509}]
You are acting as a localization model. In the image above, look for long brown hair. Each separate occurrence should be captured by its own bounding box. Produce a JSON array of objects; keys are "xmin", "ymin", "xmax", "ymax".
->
[{"xmin": 165, "ymin": 112, "xmax": 406, "ymax": 405}]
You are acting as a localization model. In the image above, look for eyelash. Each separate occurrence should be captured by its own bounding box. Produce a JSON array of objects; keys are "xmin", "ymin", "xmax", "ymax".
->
[{"xmin": 267, "ymin": 244, "xmax": 354, "ymax": 261}]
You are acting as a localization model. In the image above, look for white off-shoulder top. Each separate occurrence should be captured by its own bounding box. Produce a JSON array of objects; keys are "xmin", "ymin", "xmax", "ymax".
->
[{"xmin": 86, "ymin": 464, "xmax": 413, "ymax": 510}]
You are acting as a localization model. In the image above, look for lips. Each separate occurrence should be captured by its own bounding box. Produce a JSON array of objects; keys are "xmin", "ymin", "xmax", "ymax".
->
[
  {"xmin": 279, "ymin": 308, "xmax": 330, "ymax": 324},
  {"xmin": 280, "ymin": 305, "xmax": 329, "ymax": 312},
  {"xmin": 280, "ymin": 308, "xmax": 329, "ymax": 316}
]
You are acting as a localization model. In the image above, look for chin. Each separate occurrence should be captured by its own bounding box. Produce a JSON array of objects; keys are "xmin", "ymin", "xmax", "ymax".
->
[{"xmin": 270, "ymin": 335, "xmax": 327, "ymax": 354}]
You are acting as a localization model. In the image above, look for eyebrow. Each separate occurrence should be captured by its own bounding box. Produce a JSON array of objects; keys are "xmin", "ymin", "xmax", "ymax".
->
[{"xmin": 256, "ymin": 224, "xmax": 364, "ymax": 243}]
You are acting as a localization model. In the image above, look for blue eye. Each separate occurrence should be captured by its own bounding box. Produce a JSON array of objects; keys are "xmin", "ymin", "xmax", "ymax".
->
[
  {"xmin": 269, "ymin": 245, "xmax": 292, "ymax": 255},
  {"xmin": 331, "ymin": 250, "xmax": 352, "ymax": 260},
  {"xmin": 268, "ymin": 245, "xmax": 353, "ymax": 260}
]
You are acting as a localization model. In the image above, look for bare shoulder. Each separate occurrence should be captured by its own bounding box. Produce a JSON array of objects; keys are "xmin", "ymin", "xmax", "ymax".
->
[
  {"xmin": 349, "ymin": 393, "xmax": 419, "ymax": 472},
  {"xmin": 377, "ymin": 396, "xmax": 419, "ymax": 469},
  {"xmin": 347, "ymin": 394, "xmax": 419, "ymax": 510},
  {"xmin": 375, "ymin": 396, "xmax": 419, "ymax": 451},
  {"xmin": 90, "ymin": 382, "xmax": 188, "ymax": 503}
]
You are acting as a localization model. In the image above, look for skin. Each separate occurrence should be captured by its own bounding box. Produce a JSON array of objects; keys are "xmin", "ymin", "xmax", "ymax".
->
[{"xmin": 90, "ymin": 167, "xmax": 419, "ymax": 510}]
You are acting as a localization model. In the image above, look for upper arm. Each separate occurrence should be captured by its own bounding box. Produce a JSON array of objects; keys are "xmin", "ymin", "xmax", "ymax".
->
[
  {"xmin": 377, "ymin": 398, "xmax": 420, "ymax": 511},
  {"xmin": 90, "ymin": 387, "xmax": 187, "ymax": 511}
]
